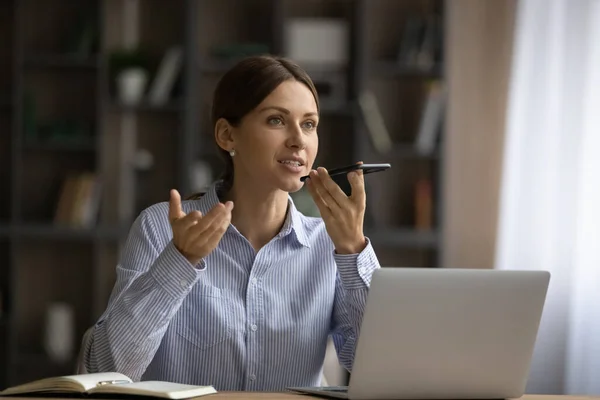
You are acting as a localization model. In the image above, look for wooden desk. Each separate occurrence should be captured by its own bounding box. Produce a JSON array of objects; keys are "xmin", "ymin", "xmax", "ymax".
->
[
  {"xmin": 210, "ymin": 396, "xmax": 597, "ymax": 400},
  {"xmin": 197, "ymin": 395, "xmax": 597, "ymax": 400},
  {"xmin": 209, "ymin": 393, "xmax": 313, "ymax": 399},
  {"xmin": 523, "ymin": 397, "xmax": 597, "ymax": 400},
  {"xmin": 4, "ymin": 395, "xmax": 597, "ymax": 400}
]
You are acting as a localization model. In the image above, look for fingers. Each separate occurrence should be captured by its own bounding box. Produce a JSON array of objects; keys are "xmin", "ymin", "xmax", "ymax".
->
[
  {"xmin": 348, "ymin": 169, "xmax": 366, "ymax": 205},
  {"xmin": 305, "ymin": 167, "xmax": 350, "ymax": 213},
  {"xmin": 187, "ymin": 201, "xmax": 234, "ymax": 241},
  {"xmin": 305, "ymin": 176, "xmax": 333, "ymax": 219},
  {"xmin": 202, "ymin": 201, "xmax": 234, "ymax": 229},
  {"xmin": 169, "ymin": 189, "xmax": 204, "ymax": 231},
  {"xmin": 169, "ymin": 189, "xmax": 185, "ymax": 224},
  {"xmin": 173, "ymin": 210, "xmax": 203, "ymax": 231},
  {"xmin": 305, "ymin": 162, "xmax": 367, "ymax": 219},
  {"xmin": 171, "ymin": 199, "xmax": 233, "ymax": 264},
  {"xmin": 309, "ymin": 170, "xmax": 341, "ymax": 212},
  {"xmin": 198, "ymin": 208, "xmax": 233, "ymax": 249},
  {"xmin": 315, "ymin": 168, "xmax": 350, "ymax": 208}
]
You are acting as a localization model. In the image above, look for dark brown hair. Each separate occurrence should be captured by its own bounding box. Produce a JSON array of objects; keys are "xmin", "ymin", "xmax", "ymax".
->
[{"xmin": 211, "ymin": 54, "xmax": 320, "ymax": 191}]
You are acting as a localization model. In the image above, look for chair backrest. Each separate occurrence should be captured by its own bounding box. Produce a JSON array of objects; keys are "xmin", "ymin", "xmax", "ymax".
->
[{"xmin": 76, "ymin": 327, "xmax": 93, "ymax": 374}]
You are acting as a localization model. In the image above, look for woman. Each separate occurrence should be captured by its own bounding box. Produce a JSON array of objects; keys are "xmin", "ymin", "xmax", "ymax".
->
[{"xmin": 84, "ymin": 55, "xmax": 381, "ymax": 391}]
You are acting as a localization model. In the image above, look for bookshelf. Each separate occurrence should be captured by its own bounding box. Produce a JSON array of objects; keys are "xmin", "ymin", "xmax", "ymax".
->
[
  {"xmin": 0, "ymin": 0, "xmax": 14, "ymax": 391},
  {"xmin": 0, "ymin": 0, "xmax": 446, "ymax": 387}
]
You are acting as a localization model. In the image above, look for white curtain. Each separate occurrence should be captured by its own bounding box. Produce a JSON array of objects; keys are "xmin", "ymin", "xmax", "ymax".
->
[{"xmin": 495, "ymin": 0, "xmax": 600, "ymax": 395}]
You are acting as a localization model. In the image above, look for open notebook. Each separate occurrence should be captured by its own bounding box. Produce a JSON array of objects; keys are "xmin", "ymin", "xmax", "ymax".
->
[{"xmin": 0, "ymin": 372, "xmax": 217, "ymax": 399}]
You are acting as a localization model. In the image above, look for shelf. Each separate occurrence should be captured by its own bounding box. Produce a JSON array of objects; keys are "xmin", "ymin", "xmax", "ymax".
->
[
  {"xmin": 14, "ymin": 352, "xmax": 75, "ymax": 366},
  {"xmin": 302, "ymin": 64, "xmax": 348, "ymax": 76},
  {"xmin": 370, "ymin": 61, "xmax": 443, "ymax": 79},
  {"xmin": 108, "ymin": 99, "xmax": 183, "ymax": 113},
  {"xmin": 0, "ymin": 92, "xmax": 10, "ymax": 108},
  {"xmin": 22, "ymin": 54, "xmax": 99, "ymax": 69},
  {"xmin": 0, "ymin": 0, "xmax": 449, "ymax": 388},
  {"xmin": 198, "ymin": 58, "xmax": 240, "ymax": 74},
  {"xmin": 320, "ymin": 102, "xmax": 356, "ymax": 116},
  {"xmin": 9, "ymin": 224, "xmax": 128, "ymax": 241},
  {"xmin": 0, "ymin": 224, "xmax": 9, "ymax": 238},
  {"xmin": 366, "ymin": 227, "xmax": 440, "ymax": 249},
  {"xmin": 391, "ymin": 144, "xmax": 441, "ymax": 159},
  {"xmin": 199, "ymin": 57, "xmax": 349, "ymax": 74},
  {"xmin": 22, "ymin": 138, "xmax": 96, "ymax": 152},
  {"xmin": 197, "ymin": 58, "xmax": 353, "ymax": 115},
  {"xmin": 12, "ymin": 352, "xmax": 75, "ymax": 384}
]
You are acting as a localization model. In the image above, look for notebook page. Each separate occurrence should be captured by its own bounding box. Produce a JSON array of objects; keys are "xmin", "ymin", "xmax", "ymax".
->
[
  {"xmin": 64, "ymin": 372, "xmax": 132, "ymax": 391},
  {"xmin": 90, "ymin": 381, "xmax": 216, "ymax": 399},
  {"xmin": 0, "ymin": 373, "xmax": 132, "ymax": 396}
]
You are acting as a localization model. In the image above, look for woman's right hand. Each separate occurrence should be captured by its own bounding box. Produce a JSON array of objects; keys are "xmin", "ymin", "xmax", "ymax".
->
[{"xmin": 168, "ymin": 189, "xmax": 234, "ymax": 266}]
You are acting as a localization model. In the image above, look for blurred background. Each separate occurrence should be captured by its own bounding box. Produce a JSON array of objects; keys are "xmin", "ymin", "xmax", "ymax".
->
[{"xmin": 0, "ymin": 0, "xmax": 599, "ymax": 396}]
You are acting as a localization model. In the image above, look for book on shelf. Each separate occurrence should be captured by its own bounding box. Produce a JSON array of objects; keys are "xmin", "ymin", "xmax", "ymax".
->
[
  {"xmin": 147, "ymin": 46, "xmax": 183, "ymax": 106},
  {"xmin": 414, "ymin": 80, "xmax": 446, "ymax": 155},
  {"xmin": 54, "ymin": 172, "xmax": 102, "ymax": 228},
  {"xmin": 0, "ymin": 372, "xmax": 217, "ymax": 399},
  {"xmin": 415, "ymin": 178, "xmax": 433, "ymax": 231},
  {"xmin": 358, "ymin": 90, "xmax": 393, "ymax": 154},
  {"xmin": 397, "ymin": 14, "xmax": 443, "ymax": 71}
]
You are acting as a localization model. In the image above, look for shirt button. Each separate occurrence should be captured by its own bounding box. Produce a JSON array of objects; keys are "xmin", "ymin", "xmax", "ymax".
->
[
  {"xmin": 249, "ymin": 374, "xmax": 256, "ymax": 381},
  {"xmin": 251, "ymin": 278, "xmax": 258, "ymax": 285},
  {"xmin": 180, "ymin": 279, "xmax": 187, "ymax": 288},
  {"xmin": 251, "ymin": 324, "xmax": 257, "ymax": 331}
]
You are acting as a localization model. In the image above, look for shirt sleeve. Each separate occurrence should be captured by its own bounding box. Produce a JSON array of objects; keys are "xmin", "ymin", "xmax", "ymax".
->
[
  {"xmin": 330, "ymin": 237, "xmax": 380, "ymax": 371},
  {"xmin": 83, "ymin": 208, "xmax": 204, "ymax": 380}
]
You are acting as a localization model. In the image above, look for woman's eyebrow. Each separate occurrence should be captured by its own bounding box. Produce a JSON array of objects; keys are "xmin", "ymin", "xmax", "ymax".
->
[{"xmin": 259, "ymin": 106, "xmax": 318, "ymax": 117}]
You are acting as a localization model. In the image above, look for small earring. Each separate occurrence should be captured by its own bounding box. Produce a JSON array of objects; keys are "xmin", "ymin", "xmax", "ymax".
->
[{"xmin": 229, "ymin": 149, "xmax": 236, "ymax": 157}]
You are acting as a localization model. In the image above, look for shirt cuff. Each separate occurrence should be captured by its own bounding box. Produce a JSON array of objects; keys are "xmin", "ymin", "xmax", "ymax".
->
[
  {"xmin": 150, "ymin": 240, "xmax": 204, "ymax": 299},
  {"xmin": 333, "ymin": 237, "xmax": 380, "ymax": 289}
]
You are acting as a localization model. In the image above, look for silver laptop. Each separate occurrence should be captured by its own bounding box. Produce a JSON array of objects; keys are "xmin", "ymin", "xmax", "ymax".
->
[{"xmin": 288, "ymin": 268, "xmax": 550, "ymax": 400}]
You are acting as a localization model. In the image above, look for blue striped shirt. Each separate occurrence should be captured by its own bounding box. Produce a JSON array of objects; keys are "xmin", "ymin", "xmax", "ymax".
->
[{"xmin": 83, "ymin": 181, "xmax": 381, "ymax": 391}]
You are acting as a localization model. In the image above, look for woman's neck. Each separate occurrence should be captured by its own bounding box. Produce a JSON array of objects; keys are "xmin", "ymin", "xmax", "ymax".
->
[{"xmin": 223, "ymin": 179, "xmax": 290, "ymax": 252}]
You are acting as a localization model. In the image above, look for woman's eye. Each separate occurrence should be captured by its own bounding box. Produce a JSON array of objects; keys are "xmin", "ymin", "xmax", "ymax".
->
[
  {"xmin": 302, "ymin": 121, "xmax": 316, "ymax": 130},
  {"xmin": 268, "ymin": 117, "xmax": 283, "ymax": 125}
]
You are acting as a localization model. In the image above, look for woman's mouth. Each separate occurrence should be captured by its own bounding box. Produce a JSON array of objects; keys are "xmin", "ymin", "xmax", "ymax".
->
[{"xmin": 278, "ymin": 159, "xmax": 304, "ymax": 173}]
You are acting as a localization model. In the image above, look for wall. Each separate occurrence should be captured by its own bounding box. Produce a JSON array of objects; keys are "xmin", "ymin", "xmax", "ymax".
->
[{"xmin": 442, "ymin": 0, "xmax": 517, "ymax": 269}]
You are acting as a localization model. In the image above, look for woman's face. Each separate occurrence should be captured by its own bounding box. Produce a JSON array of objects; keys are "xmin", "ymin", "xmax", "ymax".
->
[{"xmin": 229, "ymin": 80, "xmax": 319, "ymax": 193}]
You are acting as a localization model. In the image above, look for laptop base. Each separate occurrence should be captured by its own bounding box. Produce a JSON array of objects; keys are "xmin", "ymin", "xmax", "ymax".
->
[{"xmin": 287, "ymin": 386, "xmax": 349, "ymax": 399}]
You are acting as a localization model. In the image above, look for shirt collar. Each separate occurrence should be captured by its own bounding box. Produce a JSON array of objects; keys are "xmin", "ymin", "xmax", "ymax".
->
[
  {"xmin": 194, "ymin": 181, "xmax": 310, "ymax": 248},
  {"xmin": 281, "ymin": 195, "xmax": 310, "ymax": 248}
]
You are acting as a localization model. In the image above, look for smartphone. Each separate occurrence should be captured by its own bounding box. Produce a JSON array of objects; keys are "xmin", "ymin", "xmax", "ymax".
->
[{"xmin": 300, "ymin": 163, "xmax": 391, "ymax": 196}]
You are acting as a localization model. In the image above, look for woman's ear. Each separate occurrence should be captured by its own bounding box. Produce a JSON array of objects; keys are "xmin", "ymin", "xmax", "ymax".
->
[{"xmin": 215, "ymin": 118, "xmax": 235, "ymax": 152}]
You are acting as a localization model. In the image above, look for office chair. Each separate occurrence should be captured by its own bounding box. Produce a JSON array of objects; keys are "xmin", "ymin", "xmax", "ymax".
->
[{"xmin": 76, "ymin": 327, "xmax": 93, "ymax": 374}]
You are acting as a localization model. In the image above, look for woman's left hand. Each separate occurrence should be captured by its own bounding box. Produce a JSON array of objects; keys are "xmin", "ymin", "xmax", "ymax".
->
[{"xmin": 305, "ymin": 165, "xmax": 367, "ymax": 254}]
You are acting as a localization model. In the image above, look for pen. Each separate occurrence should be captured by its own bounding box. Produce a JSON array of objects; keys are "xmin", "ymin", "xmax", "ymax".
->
[{"xmin": 96, "ymin": 380, "xmax": 130, "ymax": 386}]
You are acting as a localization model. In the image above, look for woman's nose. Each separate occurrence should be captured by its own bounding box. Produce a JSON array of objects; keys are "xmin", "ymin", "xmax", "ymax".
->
[{"xmin": 287, "ymin": 125, "xmax": 306, "ymax": 149}]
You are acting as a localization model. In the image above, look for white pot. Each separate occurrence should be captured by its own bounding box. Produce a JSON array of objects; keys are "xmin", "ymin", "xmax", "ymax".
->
[
  {"xmin": 44, "ymin": 302, "xmax": 75, "ymax": 363},
  {"xmin": 117, "ymin": 67, "xmax": 148, "ymax": 105}
]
